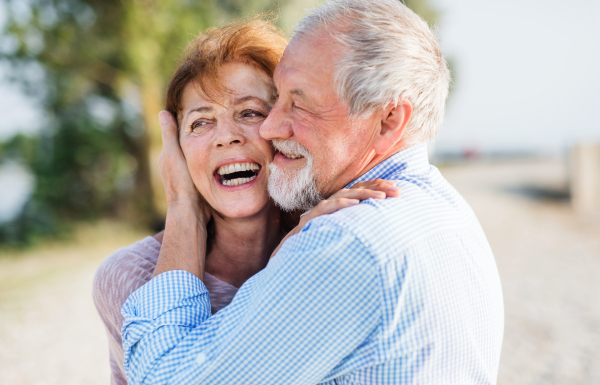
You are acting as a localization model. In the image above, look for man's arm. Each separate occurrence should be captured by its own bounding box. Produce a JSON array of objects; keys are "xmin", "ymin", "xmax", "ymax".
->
[{"xmin": 122, "ymin": 220, "xmax": 380, "ymax": 385}]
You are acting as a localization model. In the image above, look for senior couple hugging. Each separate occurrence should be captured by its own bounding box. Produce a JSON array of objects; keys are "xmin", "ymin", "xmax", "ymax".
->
[{"xmin": 93, "ymin": 0, "xmax": 504, "ymax": 384}]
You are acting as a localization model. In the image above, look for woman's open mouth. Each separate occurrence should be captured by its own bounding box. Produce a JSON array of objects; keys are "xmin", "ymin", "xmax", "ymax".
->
[{"xmin": 215, "ymin": 162, "xmax": 261, "ymax": 187}]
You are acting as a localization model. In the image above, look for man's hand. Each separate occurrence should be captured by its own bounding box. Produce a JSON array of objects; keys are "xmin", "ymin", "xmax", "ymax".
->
[
  {"xmin": 152, "ymin": 111, "xmax": 210, "ymax": 279},
  {"xmin": 271, "ymin": 179, "xmax": 400, "ymax": 257}
]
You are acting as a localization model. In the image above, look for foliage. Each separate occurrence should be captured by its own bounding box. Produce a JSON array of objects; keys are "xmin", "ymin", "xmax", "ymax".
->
[
  {"xmin": 404, "ymin": 0, "xmax": 439, "ymax": 28},
  {"xmin": 0, "ymin": 0, "xmax": 280, "ymax": 246}
]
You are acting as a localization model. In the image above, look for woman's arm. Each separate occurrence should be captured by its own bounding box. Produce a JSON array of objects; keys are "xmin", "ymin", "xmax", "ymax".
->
[{"xmin": 93, "ymin": 237, "xmax": 161, "ymax": 385}]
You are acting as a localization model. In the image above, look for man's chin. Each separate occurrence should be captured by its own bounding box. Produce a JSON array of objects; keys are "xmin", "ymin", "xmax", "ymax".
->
[{"xmin": 267, "ymin": 163, "xmax": 321, "ymax": 212}]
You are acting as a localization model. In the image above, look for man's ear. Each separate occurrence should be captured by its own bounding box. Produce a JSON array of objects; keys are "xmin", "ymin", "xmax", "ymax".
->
[{"xmin": 373, "ymin": 98, "xmax": 413, "ymax": 154}]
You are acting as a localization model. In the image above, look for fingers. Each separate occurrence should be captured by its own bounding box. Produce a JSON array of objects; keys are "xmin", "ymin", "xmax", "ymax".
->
[
  {"xmin": 351, "ymin": 179, "xmax": 393, "ymax": 189},
  {"xmin": 331, "ymin": 188, "xmax": 387, "ymax": 201},
  {"xmin": 300, "ymin": 198, "xmax": 360, "ymax": 224},
  {"xmin": 350, "ymin": 179, "xmax": 401, "ymax": 198},
  {"xmin": 157, "ymin": 111, "xmax": 196, "ymax": 202},
  {"xmin": 331, "ymin": 182, "xmax": 401, "ymax": 201},
  {"xmin": 293, "ymin": 180, "xmax": 401, "ymax": 237},
  {"xmin": 316, "ymin": 197, "xmax": 360, "ymax": 214},
  {"xmin": 159, "ymin": 110, "xmax": 179, "ymax": 152}
]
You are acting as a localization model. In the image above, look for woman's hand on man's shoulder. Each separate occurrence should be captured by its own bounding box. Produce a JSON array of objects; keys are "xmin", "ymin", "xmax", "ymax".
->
[{"xmin": 271, "ymin": 179, "xmax": 401, "ymax": 257}]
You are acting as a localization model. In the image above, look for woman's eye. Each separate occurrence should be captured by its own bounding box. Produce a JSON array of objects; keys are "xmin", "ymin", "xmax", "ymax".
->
[
  {"xmin": 191, "ymin": 120, "xmax": 209, "ymax": 130},
  {"xmin": 241, "ymin": 110, "xmax": 265, "ymax": 119}
]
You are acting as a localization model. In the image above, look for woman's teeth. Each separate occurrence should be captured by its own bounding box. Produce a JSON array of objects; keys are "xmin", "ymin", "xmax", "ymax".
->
[
  {"xmin": 222, "ymin": 175, "xmax": 257, "ymax": 186},
  {"xmin": 217, "ymin": 162, "xmax": 260, "ymax": 187},
  {"xmin": 217, "ymin": 162, "xmax": 260, "ymax": 175}
]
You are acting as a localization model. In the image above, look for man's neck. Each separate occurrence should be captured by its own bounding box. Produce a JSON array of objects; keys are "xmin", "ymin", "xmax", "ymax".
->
[
  {"xmin": 323, "ymin": 140, "xmax": 409, "ymax": 198},
  {"xmin": 206, "ymin": 203, "xmax": 284, "ymax": 288},
  {"xmin": 357, "ymin": 140, "xmax": 409, "ymax": 181}
]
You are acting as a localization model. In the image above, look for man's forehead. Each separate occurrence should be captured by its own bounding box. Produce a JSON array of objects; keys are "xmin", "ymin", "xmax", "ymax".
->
[
  {"xmin": 275, "ymin": 31, "xmax": 345, "ymax": 88},
  {"xmin": 286, "ymin": 31, "xmax": 341, "ymax": 61}
]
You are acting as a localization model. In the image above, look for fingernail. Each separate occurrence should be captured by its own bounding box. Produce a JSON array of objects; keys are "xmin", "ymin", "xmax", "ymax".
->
[
  {"xmin": 158, "ymin": 110, "xmax": 171, "ymax": 125},
  {"xmin": 349, "ymin": 199, "xmax": 360, "ymax": 205}
]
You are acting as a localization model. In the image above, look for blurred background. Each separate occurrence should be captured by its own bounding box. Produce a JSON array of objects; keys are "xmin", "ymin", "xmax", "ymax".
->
[{"xmin": 0, "ymin": 0, "xmax": 599, "ymax": 384}]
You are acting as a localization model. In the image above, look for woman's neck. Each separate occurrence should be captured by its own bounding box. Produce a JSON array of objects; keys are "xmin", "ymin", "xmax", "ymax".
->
[{"xmin": 205, "ymin": 202, "xmax": 284, "ymax": 288}]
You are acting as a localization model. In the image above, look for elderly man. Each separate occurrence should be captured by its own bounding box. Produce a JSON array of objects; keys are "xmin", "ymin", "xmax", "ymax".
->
[{"xmin": 122, "ymin": 0, "xmax": 504, "ymax": 383}]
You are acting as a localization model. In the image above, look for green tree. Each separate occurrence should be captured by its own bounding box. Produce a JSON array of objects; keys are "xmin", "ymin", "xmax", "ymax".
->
[
  {"xmin": 404, "ymin": 0, "xmax": 439, "ymax": 27},
  {"xmin": 0, "ymin": 0, "xmax": 281, "ymax": 245}
]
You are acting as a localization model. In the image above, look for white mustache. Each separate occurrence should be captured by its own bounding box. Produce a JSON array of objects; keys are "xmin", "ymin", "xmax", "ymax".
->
[{"xmin": 272, "ymin": 140, "xmax": 312, "ymax": 159}]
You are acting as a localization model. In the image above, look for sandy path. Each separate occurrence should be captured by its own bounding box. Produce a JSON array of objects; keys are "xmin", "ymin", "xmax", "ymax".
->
[
  {"xmin": 1, "ymin": 159, "xmax": 599, "ymax": 384},
  {"xmin": 443, "ymin": 159, "xmax": 600, "ymax": 385},
  {"xmin": 0, "ymin": 224, "xmax": 146, "ymax": 385}
]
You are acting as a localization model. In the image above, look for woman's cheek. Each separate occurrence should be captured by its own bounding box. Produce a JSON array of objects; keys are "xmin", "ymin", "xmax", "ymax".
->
[{"xmin": 181, "ymin": 142, "xmax": 212, "ymax": 190}]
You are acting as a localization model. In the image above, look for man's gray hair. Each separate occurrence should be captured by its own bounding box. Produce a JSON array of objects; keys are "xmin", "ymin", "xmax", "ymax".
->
[{"xmin": 294, "ymin": 0, "xmax": 451, "ymax": 145}]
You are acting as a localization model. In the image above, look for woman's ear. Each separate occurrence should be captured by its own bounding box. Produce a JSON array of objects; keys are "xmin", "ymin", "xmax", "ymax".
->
[{"xmin": 373, "ymin": 98, "xmax": 413, "ymax": 155}]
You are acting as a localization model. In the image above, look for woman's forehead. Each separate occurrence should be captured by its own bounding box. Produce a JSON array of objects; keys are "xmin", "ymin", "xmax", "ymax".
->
[{"xmin": 181, "ymin": 64, "xmax": 275, "ymax": 110}]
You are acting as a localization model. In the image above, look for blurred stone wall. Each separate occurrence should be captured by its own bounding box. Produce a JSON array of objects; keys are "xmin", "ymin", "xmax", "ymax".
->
[{"xmin": 570, "ymin": 144, "xmax": 600, "ymax": 215}]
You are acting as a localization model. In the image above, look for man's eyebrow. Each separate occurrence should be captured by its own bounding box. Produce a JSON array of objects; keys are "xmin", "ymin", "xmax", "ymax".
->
[{"xmin": 290, "ymin": 88, "xmax": 312, "ymax": 104}]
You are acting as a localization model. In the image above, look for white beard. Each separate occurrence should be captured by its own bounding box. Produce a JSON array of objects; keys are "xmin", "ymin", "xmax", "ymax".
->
[{"xmin": 268, "ymin": 140, "xmax": 322, "ymax": 212}]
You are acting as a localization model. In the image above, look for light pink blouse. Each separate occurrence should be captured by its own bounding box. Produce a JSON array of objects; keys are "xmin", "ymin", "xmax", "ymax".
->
[{"xmin": 92, "ymin": 236, "xmax": 238, "ymax": 385}]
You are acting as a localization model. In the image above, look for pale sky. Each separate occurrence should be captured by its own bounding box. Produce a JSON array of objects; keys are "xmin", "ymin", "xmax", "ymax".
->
[
  {"xmin": 431, "ymin": 0, "xmax": 600, "ymax": 153},
  {"xmin": 0, "ymin": 0, "xmax": 599, "ymax": 152}
]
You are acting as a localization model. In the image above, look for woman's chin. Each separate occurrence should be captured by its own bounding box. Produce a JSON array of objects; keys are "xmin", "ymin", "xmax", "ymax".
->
[{"xmin": 214, "ymin": 199, "xmax": 274, "ymax": 220}]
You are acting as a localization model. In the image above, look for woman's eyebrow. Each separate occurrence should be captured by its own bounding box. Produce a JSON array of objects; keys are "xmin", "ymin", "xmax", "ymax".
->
[
  {"xmin": 234, "ymin": 95, "xmax": 268, "ymax": 107},
  {"xmin": 183, "ymin": 106, "xmax": 213, "ymax": 123}
]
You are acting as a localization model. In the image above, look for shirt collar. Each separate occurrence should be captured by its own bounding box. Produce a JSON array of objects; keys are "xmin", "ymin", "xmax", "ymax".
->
[{"xmin": 345, "ymin": 144, "xmax": 430, "ymax": 188}]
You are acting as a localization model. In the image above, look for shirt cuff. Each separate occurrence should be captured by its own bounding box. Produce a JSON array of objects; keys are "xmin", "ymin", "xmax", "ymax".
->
[{"xmin": 121, "ymin": 270, "xmax": 211, "ymax": 357}]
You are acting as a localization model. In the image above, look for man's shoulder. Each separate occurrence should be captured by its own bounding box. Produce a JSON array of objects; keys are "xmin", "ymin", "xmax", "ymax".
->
[{"xmin": 307, "ymin": 172, "xmax": 480, "ymax": 261}]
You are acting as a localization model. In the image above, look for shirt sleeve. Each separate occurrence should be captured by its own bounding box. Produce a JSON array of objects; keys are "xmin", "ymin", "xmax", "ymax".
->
[{"xmin": 121, "ymin": 222, "xmax": 380, "ymax": 385}]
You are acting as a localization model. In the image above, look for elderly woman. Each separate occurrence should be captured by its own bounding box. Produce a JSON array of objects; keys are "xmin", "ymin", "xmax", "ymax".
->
[{"xmin": 93, "ymin": 19, "xmax": 398, "ymax": 385}]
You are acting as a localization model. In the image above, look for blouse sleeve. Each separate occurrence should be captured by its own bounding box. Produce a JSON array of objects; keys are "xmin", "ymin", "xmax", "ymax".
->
[{"xmin": 92, "ymin": 237, "xmax": 160, "ymax": 384}]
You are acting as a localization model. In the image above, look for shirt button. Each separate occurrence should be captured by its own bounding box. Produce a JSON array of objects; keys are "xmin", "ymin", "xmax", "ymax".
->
[{"xmin": 196, "ymin": 352, "xmax": 207, "ymax": 365}]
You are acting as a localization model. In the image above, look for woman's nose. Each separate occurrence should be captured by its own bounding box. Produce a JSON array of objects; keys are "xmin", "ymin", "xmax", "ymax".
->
[{"xmin": 214, "ymin": 122, "xmax": 246, "ymax": 148}]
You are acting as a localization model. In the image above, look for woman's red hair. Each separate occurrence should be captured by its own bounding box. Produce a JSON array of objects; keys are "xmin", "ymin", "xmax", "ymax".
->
[{"xmin": 165, "ymin": 19, "xmax": 287, "ymax": 124}]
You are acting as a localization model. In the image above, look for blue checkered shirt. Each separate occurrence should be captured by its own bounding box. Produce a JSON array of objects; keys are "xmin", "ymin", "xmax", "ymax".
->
[{"xmin": 121, "ymin": 144, "xmax": 504, "ymax": 384}]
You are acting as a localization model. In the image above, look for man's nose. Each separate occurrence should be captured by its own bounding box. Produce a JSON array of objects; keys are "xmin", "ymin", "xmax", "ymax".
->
[
  {"xmin": 215, "ymin": 122, "xmax": 246, "ymax": 148},
  {"xmin": 260, "ymin": 102, "xmax": 293, "ymax": 141}
]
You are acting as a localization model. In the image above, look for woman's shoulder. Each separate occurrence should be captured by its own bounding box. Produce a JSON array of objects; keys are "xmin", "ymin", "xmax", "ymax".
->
[
  {"xmin": 92, "ymin": 236, "xmax": 161, "ymax": 315},
  {"xmin": 94, "ymin": 236, "xmax": 161, "ymax": 284}
]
